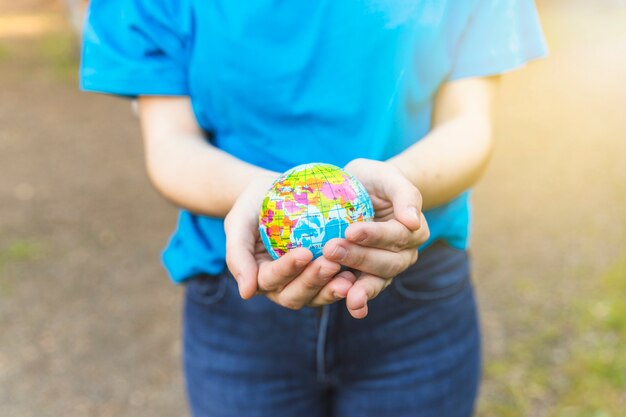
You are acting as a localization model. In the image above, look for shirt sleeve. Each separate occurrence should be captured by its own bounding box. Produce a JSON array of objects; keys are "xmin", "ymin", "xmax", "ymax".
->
[
  {"xmin": 80, "ymin": 0, "xmax": 191, "ymax": 96},
  {"xmin": 449, "ymin": 0, "xmax": 548, "ymax": 81}
]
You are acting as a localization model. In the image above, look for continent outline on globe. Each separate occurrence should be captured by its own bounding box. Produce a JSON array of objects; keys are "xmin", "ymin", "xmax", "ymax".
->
[{"xmin": 259, "ymin": 163, "xmax": 375, "ymax": 260}]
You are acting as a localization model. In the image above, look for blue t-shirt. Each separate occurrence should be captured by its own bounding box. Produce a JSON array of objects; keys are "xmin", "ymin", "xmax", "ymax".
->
[{"xmin": 81, "ymin": 0, "xmax": 547, "ymax": 282}]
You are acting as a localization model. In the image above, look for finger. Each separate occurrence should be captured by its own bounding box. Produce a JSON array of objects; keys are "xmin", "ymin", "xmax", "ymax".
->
[
  {"xmin": 345, "ymin": 219, "xmax": 422, "ymax": 251},
  {"xmin": 323, "ymin": 238, "xmax": 418, "ymax": 279},
  {"xmin": 417, "ymin": 212, "xmax": 430, "ymax": 243},
  {"xmin": 274, "ymin": 257, "xmax": 342, "ymax": 309},
  {"xmin": 346, "ymin": 274, "xmax": 389, "ymax": 319},
  {"xmin": 380, "ymin": 172, "xmax": 423, "ymax": 231},
  {"xmin": 224, "ymin": 210, "xmax": 260, "ymax": 300},
  {"xmin": 308, "ymin": 270, "xmax": 358, "ymax": 307},
  {"xmin": 257, "ymin": 247, "xmax": 313, "ymax": 292}
]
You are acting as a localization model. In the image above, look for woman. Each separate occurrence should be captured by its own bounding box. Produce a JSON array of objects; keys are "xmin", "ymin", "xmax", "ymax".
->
[{"xmin": 81, "ymin": 1, "xmax": 546, "ymax": 415}]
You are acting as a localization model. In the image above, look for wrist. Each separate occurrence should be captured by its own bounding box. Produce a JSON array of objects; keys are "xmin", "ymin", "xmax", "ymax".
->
[
  {"xmin": 249, "ymin": 169, "xmax": 280, "ymax": 190},
  {"xmin": 386, "ymin": 154, "xmax": 408, "ymax": 177}
]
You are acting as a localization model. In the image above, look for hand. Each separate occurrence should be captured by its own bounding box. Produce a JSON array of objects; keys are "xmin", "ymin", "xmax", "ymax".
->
[
  {"xmin": 224, "ymin": 174, "xmax": 357, "ymax": 309},
  {"xmin": 323, "ymin": 158, "xmax": 430, "ymax": 319}
]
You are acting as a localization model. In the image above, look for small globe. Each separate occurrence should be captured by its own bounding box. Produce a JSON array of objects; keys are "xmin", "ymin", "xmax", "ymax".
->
[{"xmin": 259, "ymin": 163, "xmax": 374, "ymax": 260}]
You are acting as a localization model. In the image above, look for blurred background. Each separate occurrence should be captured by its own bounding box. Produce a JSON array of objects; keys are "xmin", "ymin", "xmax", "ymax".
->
[{"xmin": 0, "ymin": 0, "xmax": 624, "ymax": 416}]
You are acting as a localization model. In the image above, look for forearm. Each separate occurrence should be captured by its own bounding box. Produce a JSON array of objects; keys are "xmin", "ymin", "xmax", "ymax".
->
[
  {"xmin": 138, "ymin": 96, "xmax": 276, "ymax": 217},
  {"xmin": 389, "ymin": 77, "xmax": 496, "ymax": 210},
  {"xmin": 389, "ymin": 113, "xmax": 493, "ymax": 210}
]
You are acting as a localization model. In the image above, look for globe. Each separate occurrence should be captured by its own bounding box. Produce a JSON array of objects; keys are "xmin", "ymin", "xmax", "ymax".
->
[{"xmin": 259, "ymin": 163, "xmax": 374, "ymax": 260}]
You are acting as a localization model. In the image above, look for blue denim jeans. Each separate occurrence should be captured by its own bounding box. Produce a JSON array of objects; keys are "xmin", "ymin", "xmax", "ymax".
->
[{"xmin": 183, "ymin": 241, "xmax": 481, "ymax": 417}]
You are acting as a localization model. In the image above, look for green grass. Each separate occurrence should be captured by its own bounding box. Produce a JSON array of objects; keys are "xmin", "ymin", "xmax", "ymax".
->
[
  {"xmin": 479, "ymin": 255, "xmax": 626, "ymax": 417},
  {"xmin": 0, "ymin": 240, "xmax": 45, "ymax": 296},
  {"xmin": 553, "ymin": 256, "xmax": 626, "ymax": 416},
  {"xmin": 38, "ymin": 31, "xmax": 79, "ymax": 81},
  {"xmin": 1, "ymin": 241, "xmax": 43, "ymax": 261},
  {"xmin": 0, "ymin": 42, "xmax": 8, "ymax": 62}
]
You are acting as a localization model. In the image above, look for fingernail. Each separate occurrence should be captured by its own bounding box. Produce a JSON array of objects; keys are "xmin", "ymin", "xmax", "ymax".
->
[
  {"xmin": 332, "ymin": 291, "xmax": 345, "ymax": 300},
  {"xmin": 331, "ymin": 246, "xmax": 347, "ymax": 260},
  {"xmin": 236, "ymin": 274, "xmax": 247, "ymax": 298}
]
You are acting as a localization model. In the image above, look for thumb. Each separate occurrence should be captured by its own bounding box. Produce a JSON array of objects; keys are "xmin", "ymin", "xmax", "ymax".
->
[
  {"xmin": 224, "ymin": 210, "xmax": 259, "ymax": 299},
  {"xmin": 382, "ymin": 171, "xmax": 423, "ymax": 232}
]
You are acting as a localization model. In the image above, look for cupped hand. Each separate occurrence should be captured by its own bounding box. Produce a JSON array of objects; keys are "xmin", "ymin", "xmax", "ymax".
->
[
  {"xmin": 323, "ymin": 158, "xmax": 430, "ymax": 319},
  {"xmin": 224, "ymin": 174, "xmax": 357, "ymax": 310}
]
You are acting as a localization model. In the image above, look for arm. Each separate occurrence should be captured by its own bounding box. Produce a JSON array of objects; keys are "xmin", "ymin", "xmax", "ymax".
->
[
  {"xmin": 389, "ymin": 76, "xmax": 497, "ymax": 209},
  {"xmin": 138, "ymin": 96, "xmax": 354, "ymax": 308},
  {"xmin": 323, "ymin": 76, "xmax": 497, "ymax": 317},
  {"xmin": 137, "ymin": 96, "xmax": 276, "ymax": 217}
]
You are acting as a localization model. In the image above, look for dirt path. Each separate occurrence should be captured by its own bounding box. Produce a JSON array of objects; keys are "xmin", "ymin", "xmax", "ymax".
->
[
  {"xmin": 1, "ymin": 3, "xmax": 184, "ymax": 416},
  {"xmin": 474, "ymin": 2, "xmax": 626, "ymax": 415},
  {"xmin": 1, "ymin": 1, "xmax": 625, "ymax": 416}
]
